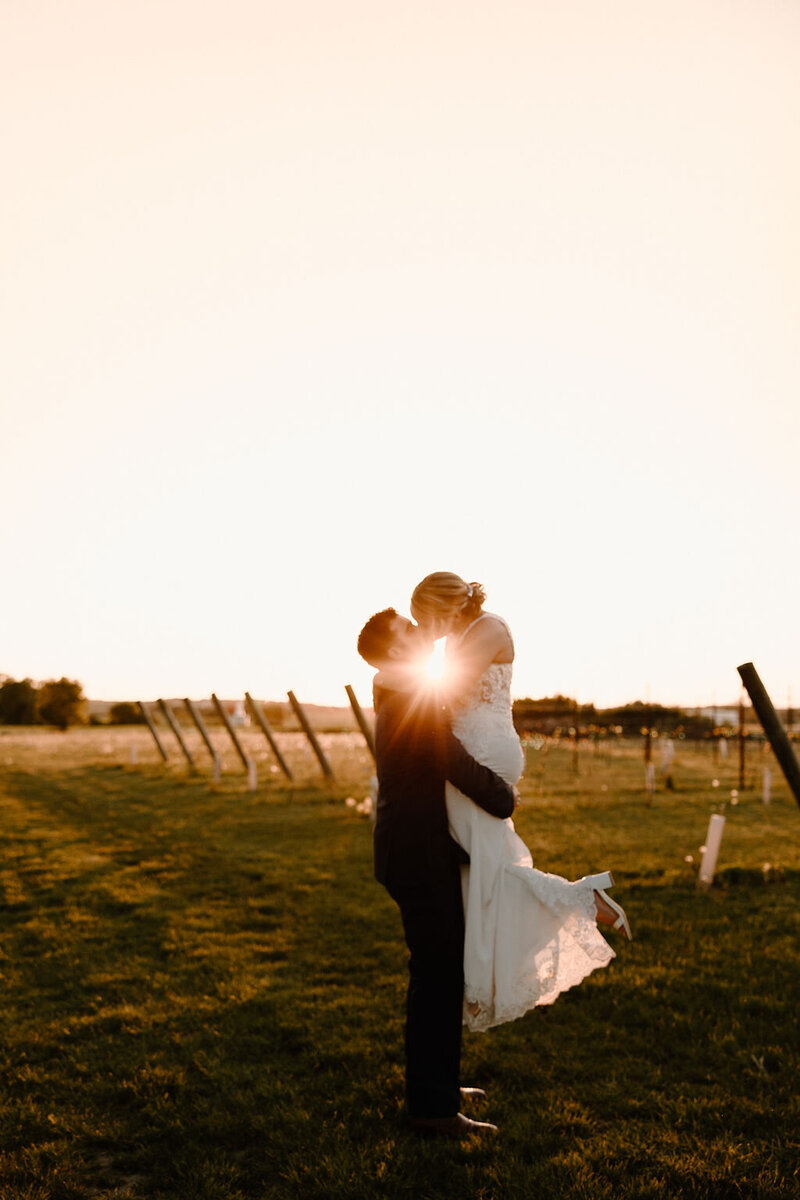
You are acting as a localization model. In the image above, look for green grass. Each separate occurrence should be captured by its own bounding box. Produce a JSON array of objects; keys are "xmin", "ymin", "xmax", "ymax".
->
[{"xmin": 1, "ymin": 728, "xmax": 799, "ymax": 1198}]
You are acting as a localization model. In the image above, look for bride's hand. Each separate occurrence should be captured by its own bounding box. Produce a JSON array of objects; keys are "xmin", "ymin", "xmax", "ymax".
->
[{"xmin": 513, "ymin": 786, "xmax": 521, "ymax": 809}]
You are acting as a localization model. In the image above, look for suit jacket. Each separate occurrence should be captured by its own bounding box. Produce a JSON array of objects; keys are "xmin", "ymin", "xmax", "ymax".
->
[{"xmin": 372, "ymin": 679, "xmax": 515, "ymax": 895}]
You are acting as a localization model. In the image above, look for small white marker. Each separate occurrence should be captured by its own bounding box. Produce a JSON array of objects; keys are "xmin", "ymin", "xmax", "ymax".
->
[{"xmin": 698, "ymin": 814, "xmax": 726, "ymax": 887}]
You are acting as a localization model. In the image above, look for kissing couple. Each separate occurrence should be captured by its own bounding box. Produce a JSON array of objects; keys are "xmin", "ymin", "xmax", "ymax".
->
[{"xmin": 357, "ymin": 571, "xmax": 631, "ymax": 1139}]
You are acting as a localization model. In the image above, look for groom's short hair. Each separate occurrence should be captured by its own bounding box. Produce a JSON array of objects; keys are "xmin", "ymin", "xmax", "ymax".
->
[{"xmin": 357, "ymin": 608, "xmax": 400, "ymax": 667}]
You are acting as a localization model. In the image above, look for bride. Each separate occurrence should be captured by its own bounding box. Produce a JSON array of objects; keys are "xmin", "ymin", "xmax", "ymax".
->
[{"xmin": 410, "ymin": 571, "xmax": 631, "ymax": 1032}]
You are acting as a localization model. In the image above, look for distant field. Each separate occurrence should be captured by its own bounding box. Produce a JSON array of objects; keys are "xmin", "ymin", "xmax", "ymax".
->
[
  {"xmin": 1, "ymin": 727, "xmax": 799, "ymax": 1198},
  {"xmin": 0, "ymin": 723, "xmax": 377, "ymax": 789}
]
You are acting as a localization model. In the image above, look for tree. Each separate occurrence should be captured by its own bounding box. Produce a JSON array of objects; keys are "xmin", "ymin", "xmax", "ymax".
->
[
  {"xmin": 512, "ymin": 696, "xmax": 597, "ymax": 734},
  {"xmin": 109, "ymin": 701, "xmax": 145, "ymax": 725},
  {"xmin": 36, "ymin": 678, "xmax": 86, "ymax": 730},
  {"xmin": 0, "ymin": 678, "xmax": 38, "ymax": 725},
  {"xmin": 262, "ymin": 702, "xmax": 289, "ymax": 730}
]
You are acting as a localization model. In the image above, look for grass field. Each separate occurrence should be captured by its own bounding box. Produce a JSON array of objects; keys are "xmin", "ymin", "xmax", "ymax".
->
[{"xmin": 1, "ymin": 726, "xmax": 799, "ymax": 1199}]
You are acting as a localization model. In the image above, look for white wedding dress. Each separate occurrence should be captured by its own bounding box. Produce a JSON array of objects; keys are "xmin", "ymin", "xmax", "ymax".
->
[{"xmin": 446, "ymin": 617, "xmax": 615, "ymax": 1032}]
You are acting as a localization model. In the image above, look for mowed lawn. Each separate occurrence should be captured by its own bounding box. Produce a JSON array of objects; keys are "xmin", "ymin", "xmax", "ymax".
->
[{"xmin": 1, "ymin": 727, "xmax": 799, "ymax": 1199}]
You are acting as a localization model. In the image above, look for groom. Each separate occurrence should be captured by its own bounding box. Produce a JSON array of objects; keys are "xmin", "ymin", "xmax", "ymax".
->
[{"xmin": 357, "ymin": 608, "xmax": 515, "ymax": 1138}]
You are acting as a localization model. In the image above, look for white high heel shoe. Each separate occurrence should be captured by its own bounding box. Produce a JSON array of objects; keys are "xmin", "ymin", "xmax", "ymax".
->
[
  {"xmin": 594, "ymin": 887, "xmax": 632, "ymax": 941},
  {"xmin": 580, "ymin": 871, "xmax": 614, "ymax": 891},
  {"xmin": 576, "ymin": 872, "xmax": 632, "ymax": 939}
]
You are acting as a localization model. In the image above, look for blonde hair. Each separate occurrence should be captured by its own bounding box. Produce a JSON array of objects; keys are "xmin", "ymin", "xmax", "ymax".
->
[{"xmin": 410, "ymin": 572, "xmax": 486, "ymax": 627}]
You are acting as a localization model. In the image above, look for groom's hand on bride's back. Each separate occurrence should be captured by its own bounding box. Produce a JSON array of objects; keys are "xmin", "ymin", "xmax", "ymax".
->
[{"xmin": 513, "ymin": 786, "xmax": 521, "ymax": 808}]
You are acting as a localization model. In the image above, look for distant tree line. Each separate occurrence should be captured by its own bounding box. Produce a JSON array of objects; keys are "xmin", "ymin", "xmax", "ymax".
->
[
  {"xmin": 512, "ymin": 696, "xmax": 716, "ymax": 739},
  {"xmin": 104, "ymin": 701, "xmax": 146, "ymax": 725},
  {"xmin": 0, "ymin": 676, "xmax": 720, "ymax": 740},
  {"xmin": 0, "ymin": 676, "xmax": 87, "ymax": 730}
]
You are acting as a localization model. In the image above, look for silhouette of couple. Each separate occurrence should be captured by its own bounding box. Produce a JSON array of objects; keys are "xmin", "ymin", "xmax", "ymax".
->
[{"xmin": 357, "ymin": 572, "xmax": 631, "ymax": 1139}]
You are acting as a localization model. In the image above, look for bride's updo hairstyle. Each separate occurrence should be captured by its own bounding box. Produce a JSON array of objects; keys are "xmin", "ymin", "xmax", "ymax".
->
[{"xmin": 410, "ymin": 572, "xmax": 486, "ymax": 631}]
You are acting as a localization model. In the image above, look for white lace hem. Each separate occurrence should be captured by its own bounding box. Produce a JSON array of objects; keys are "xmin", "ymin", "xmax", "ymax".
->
[
  {"xmin": 462, "ymin": 868, "xmax": 616, "ymax": 1033},
  {"xmin": 464, "ymin": 941, "xmax": 614, "ymax": 1032}
]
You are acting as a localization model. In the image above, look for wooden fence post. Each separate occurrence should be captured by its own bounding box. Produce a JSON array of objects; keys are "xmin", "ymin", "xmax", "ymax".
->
[
  {"xmin": 138, "ymin": 701, "xmax": 169, "ymax": 762},
  {"xmin": 211, "ymin": 693, "xmax": 251, "ymax": 772},
  {"xmin": 183, "ymin": 698, "xmax": 218, "ymax": 764},
  {"xmin": 245, "ymin": 693, "xmax": 293, "ymax": 780},
  {"xmin": 737, "ymin": 662, "xmax": 800, "ymax": 808},
  {"xmin": 345, "ymin": 684, "xmax": 376, "ymax": 761},
  {"xmin": 157, "ymin": 699, "xmax": 195, "ymax": 767},
  {"xmin": 287, "ymin": 691, "xmax": 335, "ymax": 780}
]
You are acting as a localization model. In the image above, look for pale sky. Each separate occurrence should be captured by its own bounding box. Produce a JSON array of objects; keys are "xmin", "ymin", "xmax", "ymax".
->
[{"xmin": 2, "ymin": 0, "xmax": 799, "ymax": 711}]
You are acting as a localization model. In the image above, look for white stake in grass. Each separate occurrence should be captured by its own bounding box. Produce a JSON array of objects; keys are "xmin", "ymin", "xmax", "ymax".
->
[
  {"xmin": 129, "ymin": 743, "xmax": 138, "ymax": 765},
  {"xmin": 762, "ymin": 767, "xmax": 772, "ymax": 807},
  {"xmin": 661, "ymin": 739, "xmax": 675, "ymax": 771},
  {"xmin": 645, "ymin": 762, "xmax": 655, "ymax": 797},
  {"xmin": 698, "ymin": 814, "xmax": 726, "ymax": 887},
  {"xmin": 248, "ymin": 759, "xmax": 258, "ymax": 792}
]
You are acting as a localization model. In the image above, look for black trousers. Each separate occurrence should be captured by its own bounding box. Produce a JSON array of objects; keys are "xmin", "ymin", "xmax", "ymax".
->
[{"xmin": 388, "ymin": 867, "xmax": 465, "ymax": 1119}]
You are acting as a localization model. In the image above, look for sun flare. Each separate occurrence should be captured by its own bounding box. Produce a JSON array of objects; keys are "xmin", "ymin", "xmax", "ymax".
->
[{"xmin": 424, "ymin": 638, "xmax": 447, "ymax": 681}]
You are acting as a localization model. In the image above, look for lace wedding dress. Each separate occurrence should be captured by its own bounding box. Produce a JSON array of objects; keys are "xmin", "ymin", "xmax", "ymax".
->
[{"xmin": 446, "ymin": 618, "xmax": 615, "ymax": 1032}]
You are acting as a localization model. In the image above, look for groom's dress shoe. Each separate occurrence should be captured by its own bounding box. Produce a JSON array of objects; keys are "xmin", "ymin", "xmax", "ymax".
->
[
  {"xmin": 407, "ymin": 1112, "xmax": 498, "ymax": 1139},
  {"xmin": 460, "ymin": 1087, "xmax": 487, "ymax": 1101}
]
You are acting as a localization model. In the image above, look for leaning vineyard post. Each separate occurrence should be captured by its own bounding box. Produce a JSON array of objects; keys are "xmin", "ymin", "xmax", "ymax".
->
[
  {"xmin": 287, "ymin": 691, "xmax": 335, "ymax": 781},
  {"xmin": 345, "ymin": 684, "xmax": 376, "ymax": 762},
  {"xmin": 157, "ymin": 698, "xmax": 195, "ymax": 768},
  {"xmin": 183, "ymin": 698, "xmax": 219, "ymax": 768},
  {"xmin": 211, "ymin": 693, "xmax": 252, "ymax": 774},
  {"xmin": 738, "ymin": 693, "xmax": 747, "ymax": 791},
  {"xmin": 244, "ymin": 692, "xmax": 294, "ymax": 780},
  {"xmin": 138, "ymin": 701, "xmax": 169, "ymax": 762},
  {"xmin": 737, "ymin": 662, "xmax": 800, "ymax": 808}
]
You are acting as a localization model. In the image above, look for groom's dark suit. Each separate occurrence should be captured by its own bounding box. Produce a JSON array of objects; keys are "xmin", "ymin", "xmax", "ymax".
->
[{"xmin": 373, "ymin": 679, "xmax": 514, "ymax": 1119}]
